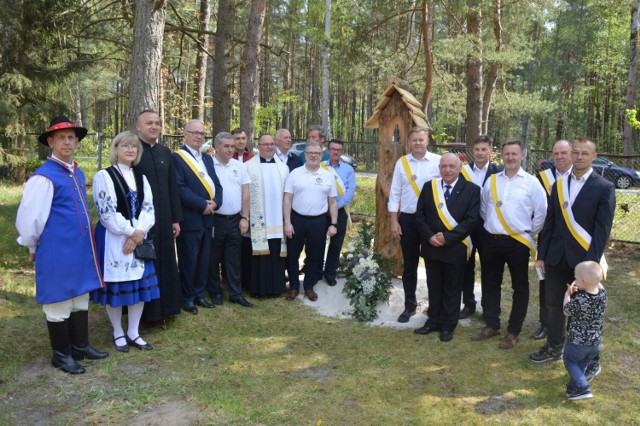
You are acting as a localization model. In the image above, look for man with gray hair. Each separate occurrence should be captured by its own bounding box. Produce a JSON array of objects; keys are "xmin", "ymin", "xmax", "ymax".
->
[
  {"xmin": 275, "ymin": 128, "xmax": 302, "ymax": 171},
  {"xmin": 299, "ymin": 124, "xmax": 330, "ymax": 164},
  {"xmin": 172, "ymin": 120, "xmax": 223, "ymax": 314},
  {"xmin": 207, "ymin": 131, "xmax": 253, "ymax": 307}
]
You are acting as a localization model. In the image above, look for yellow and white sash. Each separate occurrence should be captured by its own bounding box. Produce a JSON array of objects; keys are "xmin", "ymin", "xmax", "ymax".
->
[
  {"xmin": 556, "ymin": 177, "xmax": 608, "ymax": 278},
  {"xmin": 460, "ymin": 164, "xmax": 480, "ymax": 186},
  {"xmin": 174, "ymin": 150, "xmax": 215, "ymax": 200},
  {"xmin": 431, "ymin": 179, "xmax": 473, "ymax": 259},
  {"xmin": 400, "ymin": 155, "xmax": 421, "ymax": 198},
  {"xmin": 489, "ymin": 174, "xmax": 537, "ymax": 258},
  {"xmin": 321, "ymin": 162, "xmax": 352, "ymax": 229},
  {"xmin": 539, "ymin": 168, "xmax": 556, "ymax": 196}
]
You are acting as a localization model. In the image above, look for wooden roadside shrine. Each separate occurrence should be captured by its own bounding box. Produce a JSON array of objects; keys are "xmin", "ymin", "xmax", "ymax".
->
[{"xmin": 364, "ymin": 78, "xmax": 430, "ymax": 276}]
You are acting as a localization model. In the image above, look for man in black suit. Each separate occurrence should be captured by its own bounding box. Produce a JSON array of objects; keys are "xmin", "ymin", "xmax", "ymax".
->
[
  {"xmin": 275, "ymin": 128, "xmax": 302, "ymax": 171},
  {"xmin": 531, "ymin": 139, "xmax": 573, "ymax": 340},
  {"xmin": 414, "ymin": 153, "xmax": 480, "ymax": 342},
  {"xmin": 459, "ymin": 135, "xmax": 502, "ymax": 319},
  {"xmin": 530, "ymin": 137, "xmax": 615, "ymax": 365},
  {"xmin": 172, "ymin": 119, "xmax": 223, "ymax": 314}
]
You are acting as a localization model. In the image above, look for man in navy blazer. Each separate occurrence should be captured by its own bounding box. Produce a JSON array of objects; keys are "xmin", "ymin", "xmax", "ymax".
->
[
  {"xmin": 459, "ymin": 135, "xmax": 502, "ymax": 320},
  {"xmin": 172, "ymin": 119, "xmax": 223, "ymax": 314},
  {"xmin": 530, "ymin": 137, "xmax": 615, "ymax": 365},
  {"xmin": 414, "ymin": 153, "xmax": 480, "ymax": 342}
]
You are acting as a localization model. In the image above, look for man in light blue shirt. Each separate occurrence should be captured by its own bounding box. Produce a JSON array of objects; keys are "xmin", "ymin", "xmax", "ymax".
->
[{"xmin": 322, "ymin": 140, "xmax": 356, "ymax": 286}]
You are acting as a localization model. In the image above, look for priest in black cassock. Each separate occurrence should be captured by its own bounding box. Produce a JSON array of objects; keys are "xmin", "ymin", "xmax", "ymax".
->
[
  {"xmin": 246, "ymin": 134, "xmax": 290, "ymax": 297},
  {"xmin": 133, "ymin": 110, "xmax": 184, "ymax": 323}
]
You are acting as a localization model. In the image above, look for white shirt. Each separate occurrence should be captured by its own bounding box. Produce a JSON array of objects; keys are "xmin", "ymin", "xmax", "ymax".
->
[
  {"xmin": 481, "ymin": 167, "xmax": 548, "ymax": 235},
  {"xmin": 388, "ymin": 152, "xmax": 441, "ymax": 214},
  {"xmin": 285, "ymin": 165, "xmax": 337, "ymax": 216},
  {"xmin": 473, "ymin": 162, "xmax": 489, "ymax": 185},
  {"xmin": 213, "ymin": 157, "xmax": 250, "ymax": 215},
  {"xmin": 16, "ymin": 155, "xmax": 75, "ymax": 253},
  {"xmin": 185, "ymin": 144, "xmax": 204, "ymax": 166},
  {"xmin": 276, "ymin": 148, "xmax": 289, "ymax": 163},
  {"xmin": 569, "ymin": 168, "xmax": 593, "ymax": 207}
]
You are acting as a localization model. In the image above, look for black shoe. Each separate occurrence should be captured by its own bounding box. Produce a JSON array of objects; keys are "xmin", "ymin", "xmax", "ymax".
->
[
  {"xmin": 585, "ymin": 363, "xmax": 601, "ymax": 382},
  {"xmin": 126, "ymin": 335, "xmax": 153, "ymax": 351},
  {"xmin": 529, "ymin": 343, "xmax": 562, "ymax": 363},
  {"xmin": 397, "ymin": 309, "xmax": 416, "ymax": 323},
  {"xmin": 52, "ymin": 350, "xmax": 85, "ymax": 374},
  {"xmin": 414, "ymin": 323, "xmax": 439, "ymax": 335},
  {"xmin": 114, "ymin": 336, "xmax": 129, "ymax": 353},
  {"xmin": 71, "ymin": 344, "xmax": 109, "ymax": 360},
  {"xmin": 211, "ymin": 294, "xmax": 224, "ymax": 306},
  {"xmin": 459, "ymin": 305, "xmax": 476, "ymax": 319},
  {"xmin": 325, "ymin": 277, "xmax": 338, "ymax": 287},
  {"xmin": 530, "ymin": 325, "xmax": 548, "ymax": 340},
  {"xmin": 195, "ymin": 297, "xmax": 214, "ymax": 308},
  {"xmin": 183, "ymin": 301, "xmax": 199, "ymax": 315},
  {"xmin": 230, "ymin": 296, "xmax": 254, "ymax": 307},
  {"xmin": 439, "ymin": 331, "xmax": 453, "ymax": 342}
]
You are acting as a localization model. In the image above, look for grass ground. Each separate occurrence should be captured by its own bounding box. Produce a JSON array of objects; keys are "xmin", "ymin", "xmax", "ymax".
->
[{"xmin": 1, "ymin": 179, "xmax": 639, "ymax": 425}]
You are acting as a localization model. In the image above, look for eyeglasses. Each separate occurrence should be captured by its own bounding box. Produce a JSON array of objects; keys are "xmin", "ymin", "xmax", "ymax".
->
[
  {"xmin": 119, "ymin": 144, "xmax": 138, "ymax": 151},
  {"xmin": 306, "ymin": 151, "xmax": 322, "ymax": 156},
  {"xmin": 186, "ymin": 130, "xmax": 206, "ymax": 138}
]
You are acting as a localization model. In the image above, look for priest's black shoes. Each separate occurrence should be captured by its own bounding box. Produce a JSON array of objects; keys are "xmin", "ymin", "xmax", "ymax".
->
[
  {"xmin": 439, "ymin": 331, "xmax": 453, "ymax": 342},
  {"xmin": 413, "ymin": 323, "xmax": 439, "ymax": 335},
  {"xmin": 230, "ymin": 296, "xmax": 254, "ymax": 307},
  {"xmin": 183, "ymin": 301, "xmax": 198, "ymax": 314},
  {"xmin": 195, "ymin": 297, "xmax": 214, "ymax": 308}
]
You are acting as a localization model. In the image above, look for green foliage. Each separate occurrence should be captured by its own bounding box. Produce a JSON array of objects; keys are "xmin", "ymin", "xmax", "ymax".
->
[{"xmin": 339, "ymin": 222, "xmax": 393, "ymax": 322}]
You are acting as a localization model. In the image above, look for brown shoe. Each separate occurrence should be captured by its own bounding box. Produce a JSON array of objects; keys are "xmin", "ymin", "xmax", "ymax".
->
[
  {"xmin": 304, "ymin": 289, "xmax": 318, "ymax": 302},
  {"xmin": 471, "ymin": 327, "xmax": 501, "ymax": 341},
  {"xmin": 286, "ymin": 289, "xmax": 299, "ymax": 301},
  {"xmin": 498, "ymin": 333, "xmax": 518, "ymax": 349}
]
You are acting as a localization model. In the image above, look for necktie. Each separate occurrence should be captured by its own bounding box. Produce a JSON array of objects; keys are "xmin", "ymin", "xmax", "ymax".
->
[{"xmin": 444, "ymin": 185, "xmax": 451, "ymax": 201}]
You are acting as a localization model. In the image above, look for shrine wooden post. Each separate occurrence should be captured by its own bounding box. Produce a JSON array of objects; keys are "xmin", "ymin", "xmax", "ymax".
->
[{"xmin": 364, "ymin": 79, "xmax": 430, "ymax": 276}]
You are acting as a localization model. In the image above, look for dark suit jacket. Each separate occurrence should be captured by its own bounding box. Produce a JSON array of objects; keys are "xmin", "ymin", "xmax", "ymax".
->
[
  {"xmin": 415, "ymin": 177, "xmax": 481, "ymax": 265},
  {"xmin": 537, "ymin": 172, "xmax": 615, "ymax": 269},
  {"xmin": 467, "ymin": 162, "xmax": 502, "ymax": 247},
  {"xmin": 285, "ymin": 152, "xmax": 302, "ymax": 172},
  {"xmin": 172, "ymin": 145, "xmax": 223, "ymax": 231}
]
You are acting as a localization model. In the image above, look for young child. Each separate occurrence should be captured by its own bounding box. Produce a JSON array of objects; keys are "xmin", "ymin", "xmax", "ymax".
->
[{"xmin": 562, "ymin": 260, "xmax": 607, "ymax": 401}]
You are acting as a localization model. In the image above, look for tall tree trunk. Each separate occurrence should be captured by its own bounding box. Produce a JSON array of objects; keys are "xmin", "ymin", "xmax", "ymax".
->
[
  {"xmin": 211, "ymin": 0, "xmax": 233, "ymax": 135},
  {"xmin": 322, "ymin": 0, "xmax": 331, "ymax": 139},
  {"xmin": 482, "ymin": 0, "xmax": 503, "ymax": 135},
  {"xmin": 191, "ymin": 0, "xmax": 210, "ymax": 121},
  {"xmin": 239, "ymin": 0, "xmax": 266, "ymax": 145},
  {"xmin": 623, "ymin": 5, "xmax": 639, "ymax": 162},
  {"xmin": 282, "ymin": 0, "xmax": 298, "ymax": 130},
  {"xmin": 465, "ymin": 4, "xmax": 483, "ymax": 145},
  {"xmin": 128, "ymin": 0, "xmax": 166, "ymax": 128},
  {"xmin": 421, "ymin": 0, "xmax": 433, "ymax": 121}
]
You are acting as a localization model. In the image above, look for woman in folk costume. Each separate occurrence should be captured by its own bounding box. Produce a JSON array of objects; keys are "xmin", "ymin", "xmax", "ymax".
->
[
  {"xmin": 92, "ymin": 131, "xmax": 158, "ymax": 352},
  {"xmin": 16, "ymin": 116, "xmax": 108, "ymax": 374}
]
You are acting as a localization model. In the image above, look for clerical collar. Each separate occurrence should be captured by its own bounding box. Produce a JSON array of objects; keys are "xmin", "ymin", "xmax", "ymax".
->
[{"xmin": 260, "ymin": 156, "xmax": 275, "ymax": 163}]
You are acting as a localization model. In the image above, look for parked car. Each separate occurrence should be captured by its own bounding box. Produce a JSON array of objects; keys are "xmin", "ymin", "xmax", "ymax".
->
[
  {"xmin": 537, "ymin": 156, "xmax": 640, "ymax": 189},
  {"xmin": 290, "ymin": 142, "xmax": 358, "ymax": 169}
]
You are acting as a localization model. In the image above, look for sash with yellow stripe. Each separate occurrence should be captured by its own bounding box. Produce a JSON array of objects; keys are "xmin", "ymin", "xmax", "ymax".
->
[
  {"xmin": 400, "ymin": 155, "xmax": 421, "ymax": 198},
  {"xmin": 460, "ymin": 164, "xmax": 477, "ymax": 186},
  {"xmin": 556, "ymin": 177, "xmax": 609, "ymax": 278},
  {"xmin": 321, "ymin": 162, "xmax": 352, "ymax": 229},
  {"xmin": 174, "ymin": 150, "xmax": 215, "ymax": 200},
  {"xmin": 489, "ymin": 174, "xmax": 537, "ymax": 258},
  {"xmin": 539, "ymin": 168, "xmax": 555, "ymax": 196},
  {"xmin": 431, "ymin": 179, "xmax": 473, "ymax": 259}
]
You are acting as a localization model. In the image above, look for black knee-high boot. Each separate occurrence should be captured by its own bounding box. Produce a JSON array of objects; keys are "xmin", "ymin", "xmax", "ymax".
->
[
  {"xmin": 68, "ymin": 310, "xmax": 109, "ymax": 360},
  {"xmin": 47, "ymin": 320, "xmax": 85, "ymax": 374}
]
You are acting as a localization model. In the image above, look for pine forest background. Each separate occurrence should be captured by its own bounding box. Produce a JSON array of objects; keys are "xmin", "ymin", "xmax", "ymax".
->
[{"xmin": 2, "ymin": 0, "xmax": 640, "ymax": 180}]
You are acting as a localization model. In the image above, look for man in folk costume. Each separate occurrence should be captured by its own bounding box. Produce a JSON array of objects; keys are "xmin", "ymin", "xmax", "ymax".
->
[
  {"xmin": 207, "ymin": 131, "xmax": 254, "ymax": 307},
  {"xmin": 530, "ymin": 139, "xmax": 573, "ymax": 341},
  {"xmin": 173, "ymin": 120, "xmax": 223, "ymax": 314},
  {"xmin": 414, "ymin": 154, "xmax": 480, "ymax": 342},
  {"xmin": 458, "ymin": 135, "xmax": 502, "ymax": 320},
  {"xmin": 530, "ymin": 137, "xmax": 614, "ymax": 372},
  {"xmin": 134, "ymin": 110, "xmax": 184, "ymax": 324},
  {"xmin": 388, "ymin": 126, "xmax": 441, "ymax": 323},
  {"xmin": 321, "ymin": 140, "xmax": 356, "ymax": 287},
  {"xmin": 472, "ymin": 140, "xmax": 547, "ymax": 349},
  {"xmin": 16, "ymin": 116, "xmax": 109, "ymax": 374},
  {"xmin": 246, "ymin": 134, "xmax": 290, "ymax": 297}
]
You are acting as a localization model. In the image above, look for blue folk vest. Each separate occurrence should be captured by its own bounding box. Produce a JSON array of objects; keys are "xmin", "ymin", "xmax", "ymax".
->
[{"xmin": 33, "ymin": 159, "xmax": 103, "ymax": 304}]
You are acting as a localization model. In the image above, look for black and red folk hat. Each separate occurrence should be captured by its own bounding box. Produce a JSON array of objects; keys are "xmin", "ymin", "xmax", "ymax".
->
[{"xmin": 38, "ymin": 116, "xmax": 88, "ymax": 146}]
